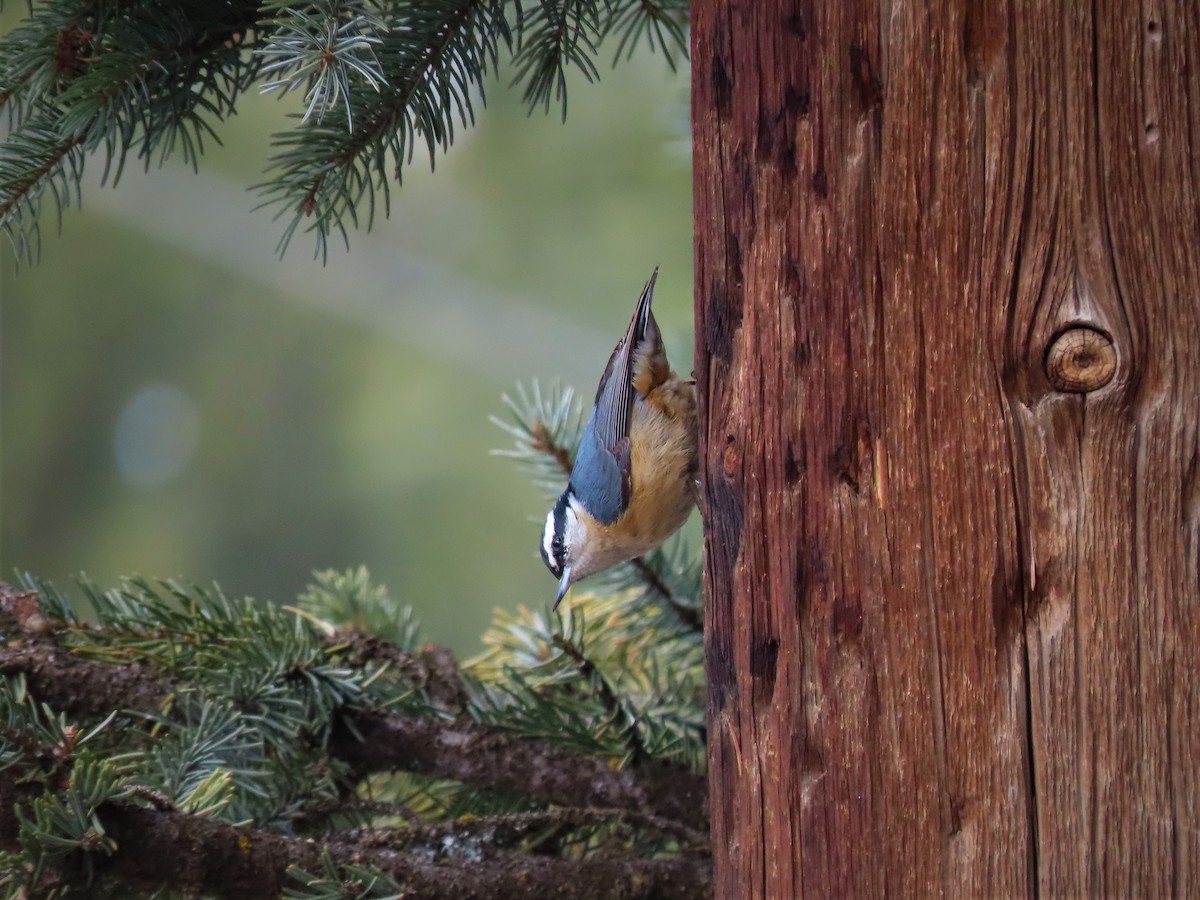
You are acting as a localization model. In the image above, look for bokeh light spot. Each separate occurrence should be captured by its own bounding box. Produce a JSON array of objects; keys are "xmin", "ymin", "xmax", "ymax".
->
[{"xmin": 113, "ymin": 383, "xmax": 200, "ymax": 487}]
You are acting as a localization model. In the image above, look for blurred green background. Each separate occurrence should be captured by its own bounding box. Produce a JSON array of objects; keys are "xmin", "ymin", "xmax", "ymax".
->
[{"xmin": 0, "ymin": 35, "xmax": 694, "ymax": 656}]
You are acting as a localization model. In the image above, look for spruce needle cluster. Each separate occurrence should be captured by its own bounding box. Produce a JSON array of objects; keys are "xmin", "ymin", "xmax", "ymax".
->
[{"xmin": 0, "ymin": 0, "xmax": 688, "ymax": 263}]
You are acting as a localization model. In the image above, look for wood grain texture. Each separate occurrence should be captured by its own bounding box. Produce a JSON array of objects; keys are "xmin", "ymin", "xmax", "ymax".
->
[{"xmin": 692, "ymin": 1, "xmax": 1199, "ymax": 896}]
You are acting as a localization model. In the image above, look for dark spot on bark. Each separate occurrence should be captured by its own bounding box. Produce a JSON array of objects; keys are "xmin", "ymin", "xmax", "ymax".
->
[
  {"xmin": 829, "ymin": 443, "xmax": 861, "ymax": 493},
  {"xmin": 796, "ymin": 540, "xmax": 828, "ymax": 615},
  {"xmin": 703, "ymin": 473, "xmax": 744, "ymax": 717},
  {"xmin": 705, "ymin": 265, "xmax": 743, "ymax": 365},
  {"xmin": 712, "ymin": 55, "xmax": 733, "ymax": 120},
  {"xmin": 779, "ymin": 142, "xmax": 797, "ymax": 180},
  {"xmin": 784, "ymin": 85, "xmax": 811, "ymax": 117},
  {"xmin": 794, "ymin": 741, "xmax": 824, "ymax": 787},
  {"xmin": 948, "ymin": 795, "xmax": 965, "ymax": 836},
  {"xmin": 707, "ymin": 477, "xmax": 744, "ymax": 579},
  {"xmin": 849, "ymin": 43, "xmax": 883, "ymax": 111},
  {"xmin": 830, "ymin": 414, "xmax": 873, "ymax": 494},
  {"xmin": 769, "ymin": 87, "xmax": 803, "ymax": 177},
  {"xmin": 706, "ymin": 630, "xmax": 736, "ymax": 715},
  {"xmin": 783, "ymin": 12, "xmax": 806, "ymax": 38},
  {"xmin": 812, "ymin": 168, "xmax": 828, "ymax": 197},
  {"xmin": 726, "ymin": 233, "xmax": 744, "ymax": 287},
  {"xmin": 756, "ymin": 109, "xmax": 775, "ymax": 164},
  {"xmin": 750, "ymin": 636, "xmax": 779, "ymax": 687},
  {"xmin": 734, "ymin": 150, "xmax": 754, "ymax": 200},
  {"xmin": 831, "ymin": 596, "xmax": 863, "ymax": 643},
  {"xmin": 784, "ymin": 440, "xmax": 804, "ymax": 484},
  {"xmin": 795, "ymin": 340, "xmax": 811, "ymax": 366},
  {"xmin": 784, "ymin": 257, "xmax": 806, "ymax": 295},
  {"xmin": 990, "ymin": 553, "xmax": 1022, "ymax": 657}
]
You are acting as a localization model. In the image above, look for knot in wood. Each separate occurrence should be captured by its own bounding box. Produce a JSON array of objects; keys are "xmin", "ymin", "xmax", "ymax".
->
[
  {"xmin": 722, "ymin": 439, "xmax": 739, "ymax": 477},
  {"xmin": 1044, "ymin": 326, "xmax": 1116, "ymax": 393}
]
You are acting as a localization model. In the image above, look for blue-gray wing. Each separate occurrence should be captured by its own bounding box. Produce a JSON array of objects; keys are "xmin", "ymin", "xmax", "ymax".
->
[{"xmin": 568, "ymin": 269, "xmax": 658, "ymax": 525}]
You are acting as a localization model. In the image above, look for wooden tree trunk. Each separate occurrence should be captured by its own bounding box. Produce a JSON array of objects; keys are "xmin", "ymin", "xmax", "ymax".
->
[{"xmin": 692, "ymin": 1, "xmax": 1200, "ymax": 896}]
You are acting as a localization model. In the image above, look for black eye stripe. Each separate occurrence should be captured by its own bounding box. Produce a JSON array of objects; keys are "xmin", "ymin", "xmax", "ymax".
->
[
  {"xmin": 555, "ymin": 494, "xmax": 573, "ymax": 565},
  {"xmin": 552, "ymin": 493, "xmax": 571, "ymax": 558},
  {"xmin": 540, "ymin": 492, "xmax": 573, "ymax": 579}
]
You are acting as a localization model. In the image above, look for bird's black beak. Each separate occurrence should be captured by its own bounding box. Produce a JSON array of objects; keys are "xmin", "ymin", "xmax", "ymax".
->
[{"xmin": 552, "ymin": 567, "xmax": 572, "ymax": 610}]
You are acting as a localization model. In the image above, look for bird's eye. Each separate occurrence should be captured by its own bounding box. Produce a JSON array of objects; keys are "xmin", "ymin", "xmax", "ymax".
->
[{"xmin": 545, "ymin": 492, "xmax": 571, "ymax": 574}]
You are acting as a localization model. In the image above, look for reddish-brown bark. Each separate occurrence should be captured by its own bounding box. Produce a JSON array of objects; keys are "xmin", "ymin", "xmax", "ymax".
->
[{"xmin": 693, "ymin": 1, "xmax": 1199, "ymax": 895}]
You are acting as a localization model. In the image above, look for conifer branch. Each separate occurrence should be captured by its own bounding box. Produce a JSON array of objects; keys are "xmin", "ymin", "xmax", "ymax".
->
[
  {"xmin": 552, "ymin": 633, "xmax": 647, "ymax": 762},
  {"xmin": 0, "ymin": 595, "xmax": 169, "ymax": 718},
  {"xmin": 604, "ymin": 0, "xmax": 688, "ymax": 68},
  {"xmin": 468, "ymin": 597, "xmax": 706, "ymax": 772},
  {"xmin": 0, "ymin": 130, "xmax": 83, "ymax": 223},
  {"xmin": 0, "ymin": 1, "xmax": 688, "ymax": 259},
  {"xmin": 510, "ymin": 0, "xmax": 601, "ymax": 121},
  {"xmin": 531, "ymin": 418, "xmax": 575, "ymax": 474},
  {"xmin": 0, "ymin": 583, "xmax": 705, "ymax": 827},
  {"xmin": 0, "ymin": 2, "xmax": 262, "ymax": 261},
  {"xmin": 335, "ymin": 632, "xmax": 469, "ymax": 710},
  {"xmin": 0, "ymin": 768, "xmax": 710, "ymax": 900},
  {"xmin": 256, "ymin": 0, "xmax": 508, "ymax": 259},
  {"xmin": 630, "ymin": 554, "xmax": 703, "ymax": 632},
  {"xmin": 328, "ymin": 711, "xmax": 704, "ymax": 825},
  {"xmin": 0, "ymin": 578, "xmax": 708, "ymax": 894},
  {"xmin": 348, "ymin": 804, "xmax": 708, "ymax": 850}
]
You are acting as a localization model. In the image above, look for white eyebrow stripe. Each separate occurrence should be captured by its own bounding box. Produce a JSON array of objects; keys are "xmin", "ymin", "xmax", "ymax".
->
[{"xmin": 542, "ymin": 511, "xmax": 557, "ymax": 563}]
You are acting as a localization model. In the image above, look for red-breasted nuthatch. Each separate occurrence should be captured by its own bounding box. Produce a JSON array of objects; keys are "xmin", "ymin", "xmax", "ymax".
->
[{"xmin": 541, "ymin": 269, "xmax": 698, "ymax": 607}]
